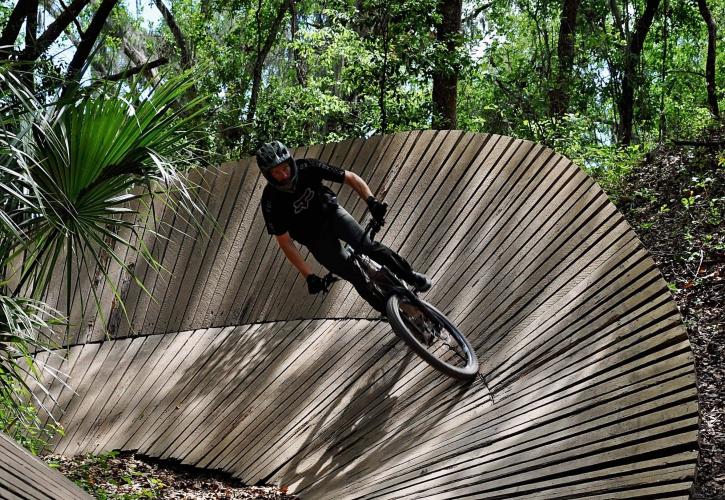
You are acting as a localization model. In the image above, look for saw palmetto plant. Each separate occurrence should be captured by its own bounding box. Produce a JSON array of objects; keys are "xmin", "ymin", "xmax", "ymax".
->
[{"xmin": 0, "ymin": 66, "xmax": 210, "ymax": 433}]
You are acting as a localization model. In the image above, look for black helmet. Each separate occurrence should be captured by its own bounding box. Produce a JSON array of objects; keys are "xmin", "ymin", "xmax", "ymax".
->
[{"xmin": 255, "ymin": 140, "xmax": 297, "ymax": 192}]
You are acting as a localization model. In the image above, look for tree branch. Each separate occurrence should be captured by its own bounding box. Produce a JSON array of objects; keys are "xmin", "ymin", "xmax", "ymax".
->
[
  {"xmin": 15, "ymin": 0, "xmax": 92, "ymax": 62},
  {"xmin": 65, "ymin": 0, "xmax": 118, "ymax": 83},
  {"xmin": 462, "ymin": 2, "xmax": 493, "ymax": 23},
  {"xmin": 696, "ymin": 0, "xmax": 719, "ymax": 117},
  {"xmin": 0, "ymin": 0, "xmax": 37, "ymax": 59},
  {"xmin": 246, "ymin": 0, "xmax": 293, "ymax": 124},
  {"xmin": 101, "ymin": 57, "xmax": 168, "ymax": 81},
  {"xmin": 153, "ymin": 0, "xmax": 192, "ymax": 69},
  {"xmin": 58, "ymin": 0, "xmax": 86, "ymax": 36},
  {"xmin": 672, "ymin": 139, "xmax": 724, "ymax": 146}
]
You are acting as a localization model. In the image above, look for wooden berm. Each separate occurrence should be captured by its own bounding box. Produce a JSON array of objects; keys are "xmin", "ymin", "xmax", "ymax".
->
[{"xmin": 10, "ymin": 131, "xmax": 697, "ymax": 499}]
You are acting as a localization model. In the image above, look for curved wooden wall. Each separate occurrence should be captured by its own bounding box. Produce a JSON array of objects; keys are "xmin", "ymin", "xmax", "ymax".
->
[{"xmin": 24, "ymin": 131, "xmax": 696, "ymax": 498}]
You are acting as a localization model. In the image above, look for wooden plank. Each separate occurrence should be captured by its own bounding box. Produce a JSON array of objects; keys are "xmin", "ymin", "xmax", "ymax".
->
[
  {"xmin": 337, "ymin": 367, "xmax": 695, "ymax": 497},
  {"xmin": 159, "ymin": 321, "xmax": 316, "ymax": 462},
  {"xmin": 103, "ymin": 330, "xmax": 199, "ymax": 451},
  {"xmin": 56, "ymin": 337, "xmax": 134, "ymax": 455},
  {"xmin": 166, "ymin": 162, "xmax": 252, "ymax": 333},
  {"xmin": 139, "ymin": 168, "xmax": 208, "ymax": 334},
  {"xmin": 86, "ymin": 334, "xmax": 166, "ymax": 454},
  {"xmin": 91, "ymin": 331, "xmax": 183, "ymax": 453},
  {"xmin": 152, "ymin": 167, "xmax": 226, "ymax": 334},
  {"xmin": 0, "ymin": 432, "xmax": 93, "ymax": 499},
  {"xmin": 194, "ymin": 320, "xmax": 346, "ymax": 469},
  {"xmin": 115, "ymin": 194, "xmax": 168, "ymax": 338},
  {"xmin": 72, "ymin": 336, "xmax": 146, "ymax": 454},
  {"xmin": 85, "ymin": 194, "xmax": 144, "ymax": 342},
  {"xmin": 185, "ymin": 160, "xmax": 261, "ymax": 331},
  {"xmin": 286, "ymin": 342, "xmax": 694, "ymax": 493},
  {"xmin": 123, "ymin": 328, "xmax": 221, "ymax": 451},
  {"xmin": 133, "ymin": 325, "xmax": 258, "ymax": 457}
]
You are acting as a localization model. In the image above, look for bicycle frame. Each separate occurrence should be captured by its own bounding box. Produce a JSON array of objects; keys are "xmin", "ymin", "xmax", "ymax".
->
[{"xmin": 347, "ymin": 219, "xmax": 422, "ymax": 307}]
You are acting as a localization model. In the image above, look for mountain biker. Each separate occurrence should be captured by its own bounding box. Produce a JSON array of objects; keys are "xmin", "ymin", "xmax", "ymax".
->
[{"xmin": 256, "ymin": 140, "xmax": 432, "ymax": 313}]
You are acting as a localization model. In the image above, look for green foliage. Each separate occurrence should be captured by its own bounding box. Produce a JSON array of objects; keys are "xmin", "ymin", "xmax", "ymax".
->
[
  {"xmin": 0, "ymin": 291, "xmax": 66, "ymax": 437},
  {"xmin": 0, "ymin": 65, "xmax": 212, "ymax": 442},
  {"xmin": 1, "ymin": 68, "xmax": 210, "ymax": 339},
  {"xmin": 0, "ymin": 375, "xmax": 63, "ymax": 455},
  {"xmin": 45, "ymin": 451, "xmax": 168, "ymax": 499}
]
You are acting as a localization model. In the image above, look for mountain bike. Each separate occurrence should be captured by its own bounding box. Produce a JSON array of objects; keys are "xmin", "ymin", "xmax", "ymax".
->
[{"xmin": 320, "ymin": 218, "xmax": 479, "ymax": 380}]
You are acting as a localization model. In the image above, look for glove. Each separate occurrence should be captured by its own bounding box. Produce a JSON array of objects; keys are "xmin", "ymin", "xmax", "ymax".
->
[
  {"xmin": 367, "ymin": 196, "xmax": 388, "ymax": 225},
  {"xmin": 306, "ymin": 274, "xmax": 325, "ymax": 294}
]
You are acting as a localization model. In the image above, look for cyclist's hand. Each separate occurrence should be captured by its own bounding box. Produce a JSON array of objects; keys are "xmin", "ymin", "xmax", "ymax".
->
[
  {"xmin": 306, "ymin": 274, "xmax": 325, "ymax": 294},
  {"xmin": 367, "ymin": 196, "xmax": 388, "ymax": 225}
]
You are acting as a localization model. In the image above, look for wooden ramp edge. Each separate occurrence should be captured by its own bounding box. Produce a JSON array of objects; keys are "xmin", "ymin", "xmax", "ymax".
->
[
  {"xmin": 20, "ymin": 131, "xmax": 696, "ymax": 499},
  {"xmin": 0, "ymin": 432, "xmax": 92, "ymax": 499}
]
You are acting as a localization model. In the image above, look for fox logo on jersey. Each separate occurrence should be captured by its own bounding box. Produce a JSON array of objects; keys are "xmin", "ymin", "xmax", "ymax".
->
[{"xmin": 293, "ymin": 187, "xmax": 315, "ymax": 214}]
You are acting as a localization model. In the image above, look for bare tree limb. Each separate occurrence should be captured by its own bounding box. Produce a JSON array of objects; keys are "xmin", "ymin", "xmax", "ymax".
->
[
  {"xmin": 15, "ymin": 0, "xmax": 92, "ymax": 62},
  {"xmin": 153, "ymin": 0, "xmax": 192, "ymax": 69},
  {"xmin": 0, "ymin": 0, "xmax": 37, "ymax": 59},
  {"xmin": 65, "ymin": 0, "xmax": 119, "ymax": 83},
  {"xmin": 696, "ymin": 0, "xmax": 719, "ymax": 117},
  {"xmin": 101, "ymin": 57, "xmax": 169, "ymax": 81},
  {"xmin": 462, "ymin": 2, "xmax": 493, "ymax": 23},
  {"xmin": 608, "ymin": 0, "xmax": 626, "ymax": 39},
  {"xmin": 58, "ymin": 0, "xmax": 86, "ymax": 36}
]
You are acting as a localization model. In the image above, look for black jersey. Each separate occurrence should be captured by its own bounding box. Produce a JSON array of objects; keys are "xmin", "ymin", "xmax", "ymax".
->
[{"xmin": 260, "ymin": 159, "xmax": 346, "ymax": 243}]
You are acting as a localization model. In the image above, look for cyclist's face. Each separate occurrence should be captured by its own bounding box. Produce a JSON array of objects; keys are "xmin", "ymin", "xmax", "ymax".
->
[{"xmin": 270, "ymin": 161, "xmax": 291, "ymax": 182}]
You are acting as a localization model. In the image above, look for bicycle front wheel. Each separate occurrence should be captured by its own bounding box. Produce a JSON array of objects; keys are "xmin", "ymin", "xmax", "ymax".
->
[{"xmin": 386, "ymin": 295, "xmax": 479, "ymax": 380}]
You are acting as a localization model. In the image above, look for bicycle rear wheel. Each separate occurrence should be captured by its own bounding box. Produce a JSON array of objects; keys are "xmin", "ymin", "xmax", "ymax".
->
[{"xmin": 386, "ymin": 294, "xmax": 479, "ymax": 380}]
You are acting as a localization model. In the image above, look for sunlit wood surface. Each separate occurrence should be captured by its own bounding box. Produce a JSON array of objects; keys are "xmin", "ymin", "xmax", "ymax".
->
[{"xmin": 21, "ymin": 131, "xmax": 696, "ymax": 499}]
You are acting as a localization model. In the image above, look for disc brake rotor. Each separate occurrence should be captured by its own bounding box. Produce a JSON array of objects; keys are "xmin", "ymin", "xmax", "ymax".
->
[{"xmin": 399, "ymin": 302, "xmax": 436, "ymax": 346}]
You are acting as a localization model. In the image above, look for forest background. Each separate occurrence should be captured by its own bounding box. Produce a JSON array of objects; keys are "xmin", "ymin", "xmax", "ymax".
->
[
  {"xmin": 1, "ymin": 0, "xmax": 722, "ymax": 176},
  {"xmin": 0, "ymin": 0, "xmax": 723, "ymax": 497}
]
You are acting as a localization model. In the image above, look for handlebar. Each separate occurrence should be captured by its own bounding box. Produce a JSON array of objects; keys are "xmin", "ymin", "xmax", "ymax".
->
[{"xmin": 320, "ymin": 197, "xmax": 386, "ymax": 294}]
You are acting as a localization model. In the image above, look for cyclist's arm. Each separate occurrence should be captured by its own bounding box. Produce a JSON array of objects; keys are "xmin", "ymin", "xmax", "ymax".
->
[
  {"xmin": 344, "ymin": 171, "xmax": 373, "ymax": 200},
  {"xmin": 275, "ymin": 232, "xmax": 313, "ymax": 278}
]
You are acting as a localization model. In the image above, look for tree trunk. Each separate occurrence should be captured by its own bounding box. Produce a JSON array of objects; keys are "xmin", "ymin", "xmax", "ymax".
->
[
  {"xmin": 696, "ymin": 0, "xmax": 719, "ymax": 117},
  {"xmin": 19, "ymin": 0, "xmax": 38, "ymax": 90},
  {"xmin": 15, "ymin": 0, "xmax": 92, "ymax": 62},
  {"xmin": 432, "ymin": 0, "xmax": 462, "ymax": 130},
  {"xmin": 379, "ymin": 5, "xmax": 389, "ymax": 134},
  {"xmin": 16, "ymin": 0, "xmax": 92, "ymax": 62},
  {"xmin": 245, "ymin": 0, "xmax": 293, "ymax": 126},
  {"xmin": 153, "ymin": 0, "xmax": 192, "ymax": 69},
  {"xmin": 658, "ymin": 0, "xmax": 668, "ymax": 141},
  {"xmin": 0, "ymin": 0, "xmax": 37, "ymax": 59},
  {"xmin": 550, "ymin": 0, "xmax": 579, "ymax": 117},
  {"xmin": 102, "ymin": 57, "xmax": 168, "ymax": 82},
  {"xmin": 617, "ymin": 0, "xmax": 660, "ymax": 145},
  {"xmin": 290, "ymin": 0, "xmax": 306, "ymax": 86},
  {"xmin": 64, "ymin": 0, "xmax": 119, "ymax": 84},
  {"xmin": 24, "ymin": 1, "xmax": 38, "ymax": 53}
]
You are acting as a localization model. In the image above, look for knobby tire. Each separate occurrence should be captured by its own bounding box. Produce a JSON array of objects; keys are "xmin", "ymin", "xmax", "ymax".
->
[{"xmin": 386, "ymin": 294, "xmax": 479, "ymax": 380}]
